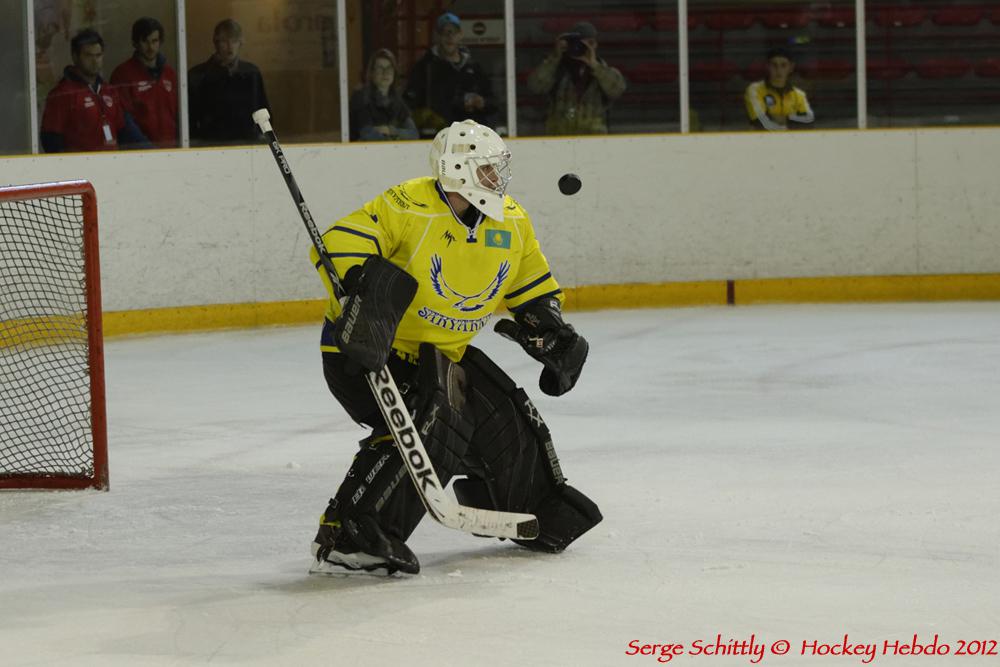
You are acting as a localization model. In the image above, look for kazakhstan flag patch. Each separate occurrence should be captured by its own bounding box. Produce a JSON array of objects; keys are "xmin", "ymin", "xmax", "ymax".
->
[{"xmin": 485, "ymin": 229, "xmax": 512, "ymax": 249}]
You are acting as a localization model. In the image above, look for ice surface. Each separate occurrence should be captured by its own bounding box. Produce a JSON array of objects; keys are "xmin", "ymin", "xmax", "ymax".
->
[{"xmin": 2, "ymin": 304, "xmax": 999, "ymax": 666}]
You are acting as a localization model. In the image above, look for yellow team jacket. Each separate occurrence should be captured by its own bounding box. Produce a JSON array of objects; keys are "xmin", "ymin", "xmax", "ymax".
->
[
  {"xmin": 310, "ymin": 176, "xmax": 563, "ymax": 363},
  {"xmin": 744, "ymin": 81, "xmax": 814, "ymax": 130}
]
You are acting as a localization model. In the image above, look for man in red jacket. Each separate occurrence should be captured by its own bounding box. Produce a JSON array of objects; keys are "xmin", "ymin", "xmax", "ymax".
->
[
  {"xmin": 40, "ymin": 29, "xmax": 148, "ymax": 153},
  {"xmin": 111, "ymin": 17, "xmax": 178, "ymax": 148}
]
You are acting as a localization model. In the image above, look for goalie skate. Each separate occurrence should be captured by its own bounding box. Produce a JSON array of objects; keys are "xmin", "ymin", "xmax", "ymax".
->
[
  {"xmin": 309, "ymin": 541, "xmax": 398, "ymax": 576},
  {"xmin": 308, "ymin": 511, "xmax": 419, "ymax": 576}
]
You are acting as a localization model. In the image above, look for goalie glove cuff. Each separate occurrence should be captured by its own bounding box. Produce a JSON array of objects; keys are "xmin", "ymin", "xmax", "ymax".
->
[{"xmin": 494, "ymin": 297, "xmax": 588, "ymax": 396}]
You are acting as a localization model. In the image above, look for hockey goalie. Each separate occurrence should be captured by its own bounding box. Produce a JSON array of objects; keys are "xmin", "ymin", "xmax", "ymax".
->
[{"xmin": 307, "ymin": 119, "xmax": 601, "ymax": 575}]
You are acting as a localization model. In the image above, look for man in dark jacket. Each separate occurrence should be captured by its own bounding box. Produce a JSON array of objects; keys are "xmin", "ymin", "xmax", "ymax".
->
[
  {"xmin": 403, "ymin": 12, "xmax": 496, "ymax": 137},
  {"xmin": 188, "ymin": 19, "xmax": 270, "ymax": 146}
]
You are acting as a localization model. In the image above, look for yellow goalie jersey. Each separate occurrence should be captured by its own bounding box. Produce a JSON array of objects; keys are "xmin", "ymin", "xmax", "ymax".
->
[{"xmin": 311, "ymin": 176, "xmax": 563, "ymax": 363}]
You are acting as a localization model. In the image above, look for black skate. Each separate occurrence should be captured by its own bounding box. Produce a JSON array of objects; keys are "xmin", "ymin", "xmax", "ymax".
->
[{"xmin": 309, "ymin": 508, "xmax": 419, "ymax": 576}]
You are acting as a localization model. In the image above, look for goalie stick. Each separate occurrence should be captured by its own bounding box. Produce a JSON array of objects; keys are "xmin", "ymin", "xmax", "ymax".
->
[{"xmin": 252, "ymin": 109, "xmax": 539, "ymax": 541}]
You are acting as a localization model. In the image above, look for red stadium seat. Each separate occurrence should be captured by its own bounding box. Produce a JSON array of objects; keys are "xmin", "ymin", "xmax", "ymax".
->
[
  {"xmin": 815, "ymin": 7, "xmax": 855, "ymax": 28},
  {"xmin": 974, "ymin": 57, "xmax": 1000, "ymax": 78},
  {"xmin": 649, "ymin": 12, "xmax": 700, "ymax": 31},
  {"xmin": 873, "ymin": 7, "xmax": 926, "ymax": 28},
  {"xmin": 867, "ymin": 57, "xmax": 911, "ymax": 80},
  {"xmin": 594, "ymin": 13, "xmax": 643, "ymax": 32},
  {"xmin": 701, "ymin": 11, "xmax": 755, "ymax": 31},
  {"xmin": 541, "ymin": 17, "xmax": 582, "ymax": 34},
  {"xmin": 742, "ymin": 61, "xmax": 768, "ymax": 82},
  {"xmin": 992, "ymin": 8, "xmax": 1000, "ymax": 24},
  {"xmin": 758, "ymin": 10, "xmax": 810, "ymax": 29},
  {"xmin": 691, "ymin": 60, "xmax": 740, "ymax": 82},
  {"xmin": 914, "ymin": 57, "xmax": 971, "ymax": 79},
  {"xmin": 627, "ymin": 61, "xmax": 678, "ymax": 84},
  {"xmin": 931, "ymin": 6, "xmax": 982, "ymax": 26},
  {"xmin": 800, "ymin": 58, "xmax": 855, "ymax": 80}
]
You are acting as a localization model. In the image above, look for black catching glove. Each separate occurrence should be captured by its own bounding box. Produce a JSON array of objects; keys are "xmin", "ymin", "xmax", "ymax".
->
[{"xmin": 494, "ymin": 297, "xmax": 588, "ymax": 396}]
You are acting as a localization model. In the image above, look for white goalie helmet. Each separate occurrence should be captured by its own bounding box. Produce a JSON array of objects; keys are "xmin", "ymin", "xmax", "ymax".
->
[{"xmin": 429, "ymin": 119, "xmax": 512, "ymax": 220}]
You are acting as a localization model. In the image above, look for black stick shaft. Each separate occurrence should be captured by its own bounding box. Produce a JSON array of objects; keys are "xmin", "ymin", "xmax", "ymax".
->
[{"xmin": 253, "ymin": 111, "xmax": 345, "ymax": 301}]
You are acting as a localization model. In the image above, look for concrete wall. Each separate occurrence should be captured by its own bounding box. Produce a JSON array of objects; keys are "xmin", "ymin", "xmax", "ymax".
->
[{"xmin": 1, "ymin": 128, "xmax": 998, "ymax": 312}]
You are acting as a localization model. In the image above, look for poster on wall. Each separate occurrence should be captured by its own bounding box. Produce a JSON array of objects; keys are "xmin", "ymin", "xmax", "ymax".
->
[
  {"xmin": 460, "ymin": 18, "xmax": 504, "ymax": 46},
  {"xmin": 34, "ymin": 0, "xmax": 95, "ymax": 108}
]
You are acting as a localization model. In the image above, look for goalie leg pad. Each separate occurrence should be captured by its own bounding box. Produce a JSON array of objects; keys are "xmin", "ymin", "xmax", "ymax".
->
[
  {"xmin": 367, "ymin": 345, "xmax": 475, "ymax": 542},
  {"xmin": 459, "ymin": 346, "xmax": 601, "ymax": 549},
  {"xmin": 323, "ymin": 344, "xmax": 476, "ymax": 548},
  {"xmin": 323, "ymin": 433, "xmax": 412, "ymax": 527},
  {"xmin": 513, "ymin": 484, "xmax": 603, "ymax": 553},
  {"xmin": 313, "ymin": 434, "xmax": 420, "ymax": 574},
  {"xmin": 332, "ymin": 255, "xmax": 417, "ymax": 372},
  {"xmin": 453, "ymin": 476, "xmax": 493, "ymax": 510},
  {"xmin": 461, "ymin": 346, "xmax": 566, "ymax": 502}
]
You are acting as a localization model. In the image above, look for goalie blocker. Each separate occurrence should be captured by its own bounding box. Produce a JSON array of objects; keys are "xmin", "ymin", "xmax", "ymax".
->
[
  {"xmin": 332, "ymin": 255, "xmax": 418, "ymax": 372},
  {"xmin": 314, "ymin": 342, "xmax": 602, "ymax": 573}
]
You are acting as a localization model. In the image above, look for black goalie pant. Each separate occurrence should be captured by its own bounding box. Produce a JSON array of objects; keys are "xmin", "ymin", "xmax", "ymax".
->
[{"xmin": 321, "ymin": 345, "xmax": 602, "ymax": 553}]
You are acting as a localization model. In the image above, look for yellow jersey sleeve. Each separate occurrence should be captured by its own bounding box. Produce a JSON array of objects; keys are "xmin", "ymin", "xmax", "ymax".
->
[
  {"xmin": 503, "ymin": 202, "xmax": 564, "ymax": 312},
  {"xmin": 794, "ymin": 89, "xmax": 811, "ymax": 115},
  {"xmin": 744, "ymin": 83, "xmax": 760, "ymax": 122},
  {"xmin": 309, "ymin": 189, "xmax": 401, "ymax": 306}
]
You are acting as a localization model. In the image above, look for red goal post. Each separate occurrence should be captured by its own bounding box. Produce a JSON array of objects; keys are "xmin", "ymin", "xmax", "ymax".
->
[{"xmin": 0, "ymin": 180, "xmax": 108, "ymax": 490}]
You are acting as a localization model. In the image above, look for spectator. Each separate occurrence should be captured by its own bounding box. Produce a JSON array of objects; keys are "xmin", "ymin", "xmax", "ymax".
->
[
  {"xmin": 350, "ymin": 49, "xmax": 418, "ymax": 141},
  {"xmin": 744, "ymin": 47, "xmax": 815, "ymax": 131},
  {"xmin": 40, "ymin": 28, "xmax": 149, "ymax": 153},
  {"xmin": 110, "ymin": 17, "xmax": 178, "ymax": 148},
  {"xmin": 188, "ymin": 19, "xmax": 270, "ymax": 146},
  {"xmin": 527, "ymin": 21, "xmax": 626, "ymax": 135},
  {"xmin": 403, "ymin": 12, "xmax": 496, "ymax": 137}
]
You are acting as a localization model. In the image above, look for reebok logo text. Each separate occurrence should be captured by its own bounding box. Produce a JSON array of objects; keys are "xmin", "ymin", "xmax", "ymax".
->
[{"xmin": 372, "ymin": 369, "xmax": 437, "ymax": 494}]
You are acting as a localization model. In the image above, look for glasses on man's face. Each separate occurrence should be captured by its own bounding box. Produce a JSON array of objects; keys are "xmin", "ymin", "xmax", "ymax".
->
[{"xmin": 372, "ymin": 64, "xmax": 394, "ymax": 73}]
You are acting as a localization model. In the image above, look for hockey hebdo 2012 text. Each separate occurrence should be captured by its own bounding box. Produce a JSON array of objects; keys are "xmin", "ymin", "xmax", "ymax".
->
[{"xmin": 624, "ymin": 634, "xmax": 997, "ymax": 663}]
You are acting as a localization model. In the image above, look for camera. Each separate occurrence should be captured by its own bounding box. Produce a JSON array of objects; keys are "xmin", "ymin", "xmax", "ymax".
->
[{"xmin": 561, "ymin": 32, "xmax": 588, "ymax": 58}]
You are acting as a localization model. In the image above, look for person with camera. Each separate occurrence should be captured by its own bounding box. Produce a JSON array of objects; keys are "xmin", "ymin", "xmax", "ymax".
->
[{"xmin": 527, "ymin": 21, "xmax": 626, "ymax": 135}]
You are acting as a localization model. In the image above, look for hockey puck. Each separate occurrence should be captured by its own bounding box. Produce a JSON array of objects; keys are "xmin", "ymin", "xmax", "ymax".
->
[{"xmin": 558, "ymin": 173, "xmax": 582, "ymax": 196}]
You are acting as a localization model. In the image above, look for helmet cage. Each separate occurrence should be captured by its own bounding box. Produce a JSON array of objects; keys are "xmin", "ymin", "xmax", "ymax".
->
[{"xmin": 469, "ymin": 151, "xmax": 512, "ymax": 197}]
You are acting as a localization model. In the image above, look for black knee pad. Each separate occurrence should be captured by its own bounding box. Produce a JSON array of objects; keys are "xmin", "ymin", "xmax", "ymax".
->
[
  {"xmin": 410, "ymin": 343, "xmax": 475, "ymax": 476},
  {"xmin": 322, "ymin": 346, "xmax": 417, "ymax": 427},
  {"xmin": 514, "ymin": 484, "xmax": 603, "ymax": 553}
]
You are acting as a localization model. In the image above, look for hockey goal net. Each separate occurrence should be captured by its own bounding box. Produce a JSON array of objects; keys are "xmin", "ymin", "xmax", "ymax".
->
[{"xmin": 0, "ymin": 181, "xmax": 108, "ymax": 490}]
